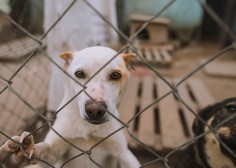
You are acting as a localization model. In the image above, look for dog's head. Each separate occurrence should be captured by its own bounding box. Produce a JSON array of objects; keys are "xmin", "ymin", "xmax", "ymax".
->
[
  {"xmin": 60, "ymin": 46, "xmax": 135, "ymax": 125},
  {"xmin": 193, "ymin": 97, "xmax": 236, "ymax": 167}
]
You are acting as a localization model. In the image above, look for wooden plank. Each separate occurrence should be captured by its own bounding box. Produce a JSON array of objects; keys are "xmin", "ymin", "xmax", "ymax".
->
[
  {"xmin": 119, "ymin": 76, "xmax": 140, "ymax": 122},
  {"xmin": 130, "ymin": 14, "xmax": 170, "ymax": 25},
  {"xmin": 153, "ymin": 81, "xmax": 163, "ymax": 150},
  {"xmin": 143, "ymin": 47, "xmax": 153, "ymax": 61},
  {"xmin": 138, "ymin": 76, "xmax": 155, "ymax": 147},
  {"xmin": 187, "ymin": 78, "xmax": 215, "ymax": 109},
  {"xmin": 133, "ymin": 48, "xmax": 145, "ymax": 63},
  {"xmin": 131, "ymin": 43, "xmax": 176, "ymax": 66},
  {"xmin": 118, "ymin": 76, "xmax": 215, "ymax": 150},
  {"xmin": 151, "ymin": 48, "xmax": 162, "ymax": 63},
  {"xmin": 203, "ymin": 61, "xmax": 236, "ymax": 78},
  {"xmin": 140, "ymin": 43, "xmax": 176, "ymax": 51},
  {"xmin": 153, "ymin": 134, "xmax": 162, "ymax": 151},
  {"xmin": 160, "ymin": 50, "xmax": 172, "ymax": 63},
  {"xmin": 137, "ymin": 48, "xmax": 143, "ymax": 57},
  {"xmin": 119, "ymin": 77, "xmax": 140, "ymax": 147},
  {"xmin": 157, "ymin": 78, "xmax": 186, "ymax": 149},
  {"xmin": 174, "ymin": 80, "xmax": 198, "ymax": 137}
]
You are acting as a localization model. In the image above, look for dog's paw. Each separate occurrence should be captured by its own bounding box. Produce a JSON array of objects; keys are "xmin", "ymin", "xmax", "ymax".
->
[
  {"xmin": 0, "ymin": 135, "xmax": 21, "ymax": 153},
  {"xmin": 0, "ymin": 132, "xmax": 38, "ymax": 164}
]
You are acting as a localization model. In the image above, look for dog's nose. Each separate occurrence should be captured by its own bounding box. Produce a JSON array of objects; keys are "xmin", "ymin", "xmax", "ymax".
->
[{"xmin": 85, "ymin": 100, "xmax": 107, "ymax": 120}]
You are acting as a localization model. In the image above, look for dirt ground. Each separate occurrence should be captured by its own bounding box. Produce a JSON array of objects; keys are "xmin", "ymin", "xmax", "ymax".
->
[{"xmin": 131, "ymin": 41, "xmax": 236, "ymax": 167}]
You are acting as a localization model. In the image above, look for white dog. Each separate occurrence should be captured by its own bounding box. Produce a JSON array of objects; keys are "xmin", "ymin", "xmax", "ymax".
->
[{"xmin": 0, "ymin": 46, "xmax": 140, "ymax": 168}]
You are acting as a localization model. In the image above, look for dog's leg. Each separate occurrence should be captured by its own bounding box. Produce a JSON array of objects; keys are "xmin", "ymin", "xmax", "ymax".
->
[
  {"xmin": 106, "ymin": 132, "xmax": 140, "ymax": 168},
  {"xmin": 29, "ymin": 134, "xmax": 70, "ymax": 167},
  {"xmin": 117, "ymin": 149, "xmax": 140, "ymax": 168}
]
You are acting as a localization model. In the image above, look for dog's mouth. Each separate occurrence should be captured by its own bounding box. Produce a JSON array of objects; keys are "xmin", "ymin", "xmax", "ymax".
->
[{"xmin": 85, "ymin": 118, "xmax": 108, "ymax": 125}]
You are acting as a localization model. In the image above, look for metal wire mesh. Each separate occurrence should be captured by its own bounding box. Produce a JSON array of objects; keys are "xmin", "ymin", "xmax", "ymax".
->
[{"xmin": 0, "ymin": 0, "xmax": 236, "ymax": 167}]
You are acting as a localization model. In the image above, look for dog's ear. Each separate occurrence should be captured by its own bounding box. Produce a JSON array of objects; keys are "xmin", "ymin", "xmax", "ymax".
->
[
  {"xmin": 60, "ymin": 51, "xmax": 73, "ymax": 68},
  {"xmin": 192, "ymin": 104, "xmax": 216, "ymax": 136},
  {"xmin": 120, "ymin": 53, "xmax": 136, "ymax": 70}
]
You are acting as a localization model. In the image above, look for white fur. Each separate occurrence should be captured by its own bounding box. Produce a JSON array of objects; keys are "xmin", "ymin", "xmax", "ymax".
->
[{"xmin": 1, "ymin": 46, "xmax": 140, "ymax": 168}]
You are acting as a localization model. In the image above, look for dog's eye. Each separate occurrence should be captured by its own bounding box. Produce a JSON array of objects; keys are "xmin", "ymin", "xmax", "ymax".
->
[
  {"xmin": 75, "ymin": 70, "xmax": 86, "ymax": 79},
  {"xmin": 226, "ymin": 105, "xmax": 236, "ymax": 112},
  {"xmin": 109, "ymin": 71, "xmax": 122, "ymax": 81}
]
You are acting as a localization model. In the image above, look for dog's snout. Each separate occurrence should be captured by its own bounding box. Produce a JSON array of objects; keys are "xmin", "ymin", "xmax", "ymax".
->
[{"xmin": 85, "ymin": 100, "xmax": 107, "ymax": 120}]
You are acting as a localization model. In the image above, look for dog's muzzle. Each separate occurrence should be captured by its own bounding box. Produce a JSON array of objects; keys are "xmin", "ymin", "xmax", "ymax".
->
[{"xmin": 85, "ymin": 100, "xmax": 108, "ymax": 124}]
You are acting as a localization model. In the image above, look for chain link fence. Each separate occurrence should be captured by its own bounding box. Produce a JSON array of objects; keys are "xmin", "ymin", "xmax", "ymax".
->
[{"xmin": 0, "ymin": 0, "xmax": 236, "ymax": 167}]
